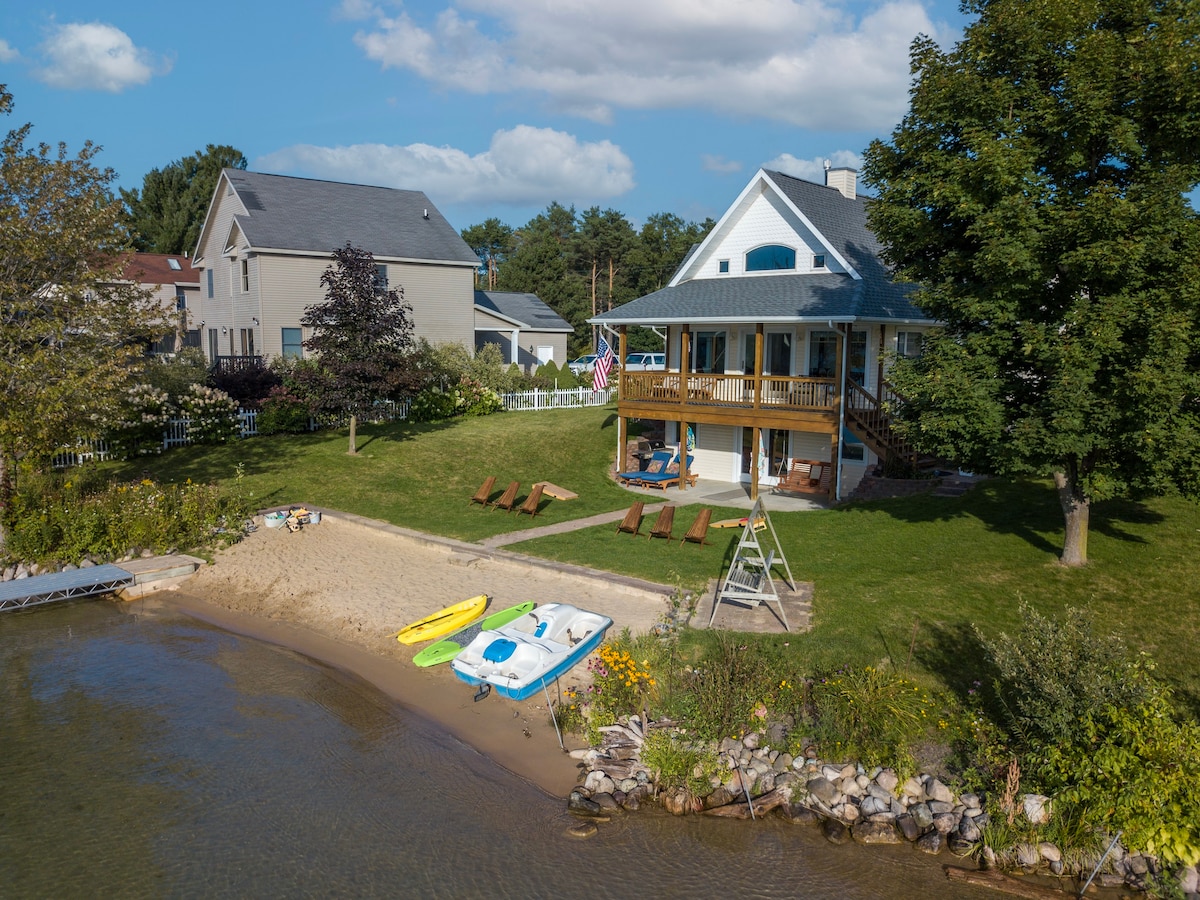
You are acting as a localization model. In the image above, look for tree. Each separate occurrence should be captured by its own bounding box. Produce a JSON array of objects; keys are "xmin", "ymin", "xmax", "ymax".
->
[
  {"xmin": 577, "ymin": 207, "xmax": 637, "ymax": 349},
  {"xmin": 121, "ymin": 144, "xmax": 247, "ymax": 254},
  {"xmin": 461, "ymin": 218, "xmax": 514, "ymax": 290},
  {"xmin": 301, "ymin": 244, "xmax": 415, "ymax": 455},
  {"xmin": 0, "ymin": 86, "xmax": 161, "ymax": 546},
  {"xmin": 626, "ymin": 212, "xmax": 714, "ymax": 297},
  {"xmin": 863, "ymin": 0, "xmax": 1200, "ymax": 566}
]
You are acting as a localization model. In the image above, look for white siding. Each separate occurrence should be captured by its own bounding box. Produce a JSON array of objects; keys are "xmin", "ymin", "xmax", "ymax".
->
[{"xmin": 695, "ymin": 188, "xmax": 836, "ymax": 279}]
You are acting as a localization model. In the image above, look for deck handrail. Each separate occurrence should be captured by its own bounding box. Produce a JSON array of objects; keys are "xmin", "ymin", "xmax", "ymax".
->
[{"xmin": 621, "ymin": 371, "xmax": 836, "ymax": 410}]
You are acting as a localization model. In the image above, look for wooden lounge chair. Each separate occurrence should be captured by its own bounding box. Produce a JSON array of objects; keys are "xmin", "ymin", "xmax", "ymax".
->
[
  {"xmin": 469, "ymin": 475, "xmax": 496, "ymax": 507},
  {"xmin": 491, "ymin": 480, "xmax": 520, "ymax": 511},
  {"xmin": 648, "ymin": 505, "xmax": 675, "ymax": 541},
  {"xmin": 615, "ymin": 500, "xmax": 644, "ymax": 536},
  {"xmin": 680, "ymin": 508, "xmax": 711, "ymax": 547},
  {"xmin": 516, "ymin": 482, "xmax": 545, "ymax": 517}
]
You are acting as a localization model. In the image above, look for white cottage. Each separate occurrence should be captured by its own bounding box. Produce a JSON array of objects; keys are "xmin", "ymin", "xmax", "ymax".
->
[{"xmin": 590, "ymin": 167, "xmax": 937, "ymax": 501}]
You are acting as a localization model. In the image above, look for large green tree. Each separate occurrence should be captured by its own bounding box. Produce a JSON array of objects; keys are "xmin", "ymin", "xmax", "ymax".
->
[
  {"xmin": 0, "ymin": 86, "xmax": 161, "ymax": 545},
  {"xmin": 863, "ymin": 0, "xmax": 1200, "ymax": 566},
  {"xmin": 461, "ymin": 217, "xmax": 514, "ymax": 290},
  {"xmin": 121, "ymin": 144, "xmax": 247, "ymax": 254},
  {"xmin": 301, "ymin": 244, "xmax": 416, "ymax": 455}
]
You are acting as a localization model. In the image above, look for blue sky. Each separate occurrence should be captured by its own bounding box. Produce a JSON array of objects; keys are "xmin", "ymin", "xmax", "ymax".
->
[{"xmin": 0, "ymin": 0, "xmax": 969, "ymax": 234}]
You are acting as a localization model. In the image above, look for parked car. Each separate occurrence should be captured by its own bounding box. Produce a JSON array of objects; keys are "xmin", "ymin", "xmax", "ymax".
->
[
  {"xmin": 568, "ymin": 354, "xmax": 598, "ymax": 374},
  {"xmin": 624, "ymin": 352, "xmax": 666, "ymax": 371}
]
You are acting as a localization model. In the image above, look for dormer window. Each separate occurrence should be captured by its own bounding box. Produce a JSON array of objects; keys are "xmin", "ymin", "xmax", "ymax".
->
[
  {"xmin": 745, "ymin": 245, "xmax": 796, "ymax": 271},
  {"xmin": 813, "ymin": 254, "xmax": 826, "ymax": 269}
]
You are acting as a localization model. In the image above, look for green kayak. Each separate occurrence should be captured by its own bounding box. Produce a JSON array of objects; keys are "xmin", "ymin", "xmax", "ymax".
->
[{"xmin": 412, "ymin": 601, "xmax": 536, "ymax": 668}]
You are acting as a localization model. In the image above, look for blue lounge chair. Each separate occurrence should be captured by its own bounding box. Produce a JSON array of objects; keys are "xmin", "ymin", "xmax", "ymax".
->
[
  {"xmin": 617, "ymin": 449, "xmax": 675, "ymax": 485},
  {"xmin": 632, "ymin": 454, "xmax": 697, "ymax": 490}
]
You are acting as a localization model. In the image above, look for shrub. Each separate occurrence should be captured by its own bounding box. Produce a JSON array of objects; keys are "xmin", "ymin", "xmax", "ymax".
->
[
  {"xmin": 454, "ymin": 376, "xmax": 503, "ymax": 417},
  {"xmin": 178, "ymin": 384, "xmax": 240, "ymax": 444},
  {"xmin": 142, "ymin": 348, "xmax": 209, "ymax": 402},
  {"xmin": 210, "ymin": 359, "xmax": 282, "ymax": 405},
  {"xmin": 256, "ymin": 384, "xmax": 312, "ymax": 435},
  {"xmin": 809, "ymin": 665, "xmax": 936, "ymax": 768},
  {"xmin": 107, "ymin": 383, "xmax": 172, "ymax": 458},
  {"xmin": 586, "ymin": 638, "xmax": 658, "ymax": 720},
  {"xmin": 407, "ymin": 388, "xmax": 458, "ymax": 422},
  {"xmin": 978, "ymin": 603, "xmax": 1155, "ymax": 747},
  {"xmin": 640, "ymin": 729, "xmax": 719, "ymax": 795}
]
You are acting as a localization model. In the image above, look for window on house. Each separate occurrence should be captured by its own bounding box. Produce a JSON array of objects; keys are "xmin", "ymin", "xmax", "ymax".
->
[
  {"xmin": 849, "ymin": 330, "xmax": 867, "ymax": 385},
  {"xmin": 175, "ymin": 288, "xmax": 186, "ymax": 312},
  {"xmin": 207, "ymin": 269, "xmax": 213, "ymax": 298},
  {"xmin": 718, "ymin": 260, "xmax": 730, "ymax": 274},
  {"xmin": 183, "ymin": 329, "xmax": 201, "ymax": 349},
  {"xmin": 282, "ymin": 327, "xmax": 303, "ymax": 358},
  {"xmin": 742, "ymin": 332, "xmax": 757, "ymax": 375},
  {"xmin": 241, "ymin": 259, "xmax": 249, "ymax": 292},
  {"xmin": 208, "ymin": 328, "xmax": 218, "ymax": 361},
  {"xmin": 808, "ymin": 330, "xmax": 838, "ymax": 377},
  {"xmin": 813, "ymin": 253, "xmax": 826, "ymax": 269},
  {"xmin": 373, "ymin": 264, "xmax": 388, "ymax": 293},
  {"xmin": 167, "ymin": 258, "xmax": 182, "ymax": 271},
  {"xmin": 741, "ymin": 428, "xmax": 789, "ymax": 477},
  {"xmin": 745, "ymin": 245, "xmax": 796, "ymax": 271},
  {"xmin": 149, "ymin": 332, "xmax": 176, "ymax": 355},
  {"xmin": 896, "ymin": 331, "xmax": 924, "ymax": 358},
  {"xmin": 765, "ymin": 332, "xmax": 792, "ymax": 376}
]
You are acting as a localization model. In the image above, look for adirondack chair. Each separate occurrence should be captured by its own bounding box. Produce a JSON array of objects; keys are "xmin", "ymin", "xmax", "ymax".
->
[
  {"xmin": 469, "ymin": 475, "xmax": 496, "ymax": 507},
  {"xmin": 516, "ymin": 482, "xmax": 545, "ymax": 517},
  {"xmin": 648, "ymin": 505, "xmax": 675, "ymax": 541},
  {"xmin": 616, "ymin": 500, "xmax": 644, "ymax": 536},
  {"xmin": 491, "ymin": 480, "xmax": 520, "ymax": 511},
  {"xmin": 680, "ymin": 508, "xmax": 711, "ymax": 547}
]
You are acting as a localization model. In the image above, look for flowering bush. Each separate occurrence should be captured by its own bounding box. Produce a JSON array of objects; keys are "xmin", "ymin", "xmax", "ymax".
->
[
  {"xmin": 178, "ymin": 384, "xmax": 240, "ymax": 444},
  {"xmin": 455, "ymin": 376, "xmax": 503, "ymax": 417},
  {"xmin": 108, "ymin": 383, "xmax": 172, "ymax": 458},
  {"xmin": 586, "ymin": 641, "xmax": 657, "ymax": 720}
]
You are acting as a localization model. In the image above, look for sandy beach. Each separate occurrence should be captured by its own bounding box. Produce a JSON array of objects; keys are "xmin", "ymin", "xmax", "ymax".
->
[{"xmin": 159, "ymin": 509, "xmax": 675, "ymax": 797}]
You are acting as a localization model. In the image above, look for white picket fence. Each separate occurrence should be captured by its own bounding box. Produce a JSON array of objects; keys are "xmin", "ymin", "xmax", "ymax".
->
[{"xmin": 52, "ymin": 386, "xmax": 615, "ymax": 468}]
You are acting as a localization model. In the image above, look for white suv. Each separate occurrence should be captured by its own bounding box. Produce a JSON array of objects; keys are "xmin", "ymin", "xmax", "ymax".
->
[
  {"xmin": 567, "ymin": 354, "xmax": 598, "ymax": 375},
  {"xmin": 624, "ymin": 352, "xmax": 666, "ymax": 371}
]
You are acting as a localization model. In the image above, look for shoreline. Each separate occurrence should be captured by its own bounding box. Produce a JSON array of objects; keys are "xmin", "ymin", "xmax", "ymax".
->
[{"xmin": 150, "ymin": 510, "xmax": 674, "ymax": 797}]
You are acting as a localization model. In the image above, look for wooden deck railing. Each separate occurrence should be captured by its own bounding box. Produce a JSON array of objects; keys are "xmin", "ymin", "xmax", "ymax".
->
[{"xmin": 621, "ymin": 371, "xmax": 836, "ymax": 411}]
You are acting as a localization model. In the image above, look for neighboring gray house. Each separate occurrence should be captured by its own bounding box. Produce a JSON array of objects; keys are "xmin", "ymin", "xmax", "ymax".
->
[
  {"xmin": 474, "ymin": 290, "xmax": 573, "ymax": 372},
  {"xmin": 191, "ymin": 170, "xmax": 481, "ymax": 366},
  {"xmin": 590, "ymin": 166, "xmax": 937, "ymax": 500}
]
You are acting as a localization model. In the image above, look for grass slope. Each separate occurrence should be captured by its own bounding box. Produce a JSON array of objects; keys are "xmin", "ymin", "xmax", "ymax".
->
[{"xmin": 111, "ymin": 405, "xmax": 1200, "ymax": 710}]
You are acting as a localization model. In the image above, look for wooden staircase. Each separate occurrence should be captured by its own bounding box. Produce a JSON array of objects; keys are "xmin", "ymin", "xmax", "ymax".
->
[{"xmin": 844, "ymin": 380, "xmax": 938, "ymax": 470}]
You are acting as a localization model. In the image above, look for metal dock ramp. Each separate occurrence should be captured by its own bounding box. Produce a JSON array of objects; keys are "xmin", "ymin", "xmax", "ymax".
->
[{"xmin": 0, "ymin": 564, "xmax": 135, "ymax": 612}]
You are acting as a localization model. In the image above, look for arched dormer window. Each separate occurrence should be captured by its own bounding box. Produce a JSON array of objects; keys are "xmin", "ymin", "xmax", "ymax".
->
[{"xmin": 745, "ymin": 244, "xmax": 796, "ymax": 271}]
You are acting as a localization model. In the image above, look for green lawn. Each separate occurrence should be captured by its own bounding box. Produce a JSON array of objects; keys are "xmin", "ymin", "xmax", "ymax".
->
[{"xmin": 112, "ymin": 405, "xmax": 1200, "ymax": 711}]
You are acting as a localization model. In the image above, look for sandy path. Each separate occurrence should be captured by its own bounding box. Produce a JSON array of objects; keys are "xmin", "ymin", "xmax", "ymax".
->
[{"xmin": 161, "ymin": 510, "xmax": 675, "ymax": 797}]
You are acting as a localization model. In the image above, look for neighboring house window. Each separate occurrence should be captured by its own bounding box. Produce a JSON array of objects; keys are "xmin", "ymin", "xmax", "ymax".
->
[
  {"xmin": 149, "ymin": 332, "xmax": 176, "ymax": 355},
  {"xmin": 207, "ymin": 269, "xmax": 213, "ymax": 298},
  {"xmin": 692, "ymin": 331, "xmax": 726, "ymax": 374},
  {"xmin": 167, "ymin": 258, "xmax": 182, "ymax": 271},
  {"xmin": 176, "ymin": 288, "xmax": 186, "ymax": 311},
  {"xmin": 282, "ymin": 327, "xmax": 303, "ymax": 358},
  {"xmin": 746, "ymin": 245, "xmax": 796, "ymax": 271},
  {"xmin": 808, "ymin": 330, "xmax": 838, "ymax": 377},
  {"xmin": 374, "ymin": 264, "xmax": 388, "ymax": 293},
  {"xmin": 183, "ymin": 330, "xmax": 201, "ymax": 349},
  {"xmin": 241, "ymin": 259, "xmax": 250, "ymax": 292},
  {"xmin": 896, "ymin": 331, "xmax": 924, "ymax": 358},
  {"xmin": 813, "ymin": 253, "xmax": 826, "ymax": 269},
  {"xmin": 240, "ymin": 328, "xmax": 255, "ymax": 356},
  {"xmin": 208, "ymin": 328, "xmax": 218, "ymax": 361},
  {"xmin": 718, "ymin": 260, "xmax": 730, "ymax": 274}
]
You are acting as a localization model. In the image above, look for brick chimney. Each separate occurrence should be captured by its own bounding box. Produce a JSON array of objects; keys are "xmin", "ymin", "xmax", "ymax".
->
[{"xmin": 824, "ymin": 166, "xmax": 858, "ymax": 200}]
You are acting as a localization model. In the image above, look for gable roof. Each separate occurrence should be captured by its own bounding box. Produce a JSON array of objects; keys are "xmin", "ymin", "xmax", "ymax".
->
[
  {"xmin": 593, "ymin": 169, "xmax": 932, "ymax": 326},
  {"xmin": 120, "ymin": 252, "xmax": 200, "ymax": 287},
  {"xmin": 198, "ymin": 169, "xmax": 479, "ymax": 266},
  {"xmin": 474, "ymin": 290, "xmax": 572, "ymax": 332}
]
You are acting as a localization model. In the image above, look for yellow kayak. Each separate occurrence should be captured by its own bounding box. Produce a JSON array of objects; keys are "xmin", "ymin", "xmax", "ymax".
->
[{"xmin": 397, "ymin": 594, "xmax": 488, "ymax": 645}]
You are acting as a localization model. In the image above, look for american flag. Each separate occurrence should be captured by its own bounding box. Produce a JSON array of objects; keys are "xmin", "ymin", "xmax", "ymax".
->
[{"xmin": 593, "ymin": 335, "xmax": 615, "ymax": 390}]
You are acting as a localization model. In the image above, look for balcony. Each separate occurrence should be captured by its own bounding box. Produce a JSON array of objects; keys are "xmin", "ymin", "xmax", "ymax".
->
[{"xmin": 618, "ymin": 371, "xmax": 838, "ymax": 430}]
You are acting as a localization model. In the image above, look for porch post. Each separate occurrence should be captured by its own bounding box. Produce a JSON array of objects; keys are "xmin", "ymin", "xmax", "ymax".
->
[
  {"xmin": 754, "ymin": 324, "xmax": 764, "ymax": 407},
  {"xmin": 616, "ymin": 325, "xmax": 628, "ymax": 477},
  {"xmin": 832, "ymin": 325, "xmax": 846, "ymax": 503},
  {"xmin": 751, "ymin": 425, "xmax": 761, "ymax": 501},
  {"xmin": 679, "ymin": 325, "xmax": 691, "ymax": 491}
]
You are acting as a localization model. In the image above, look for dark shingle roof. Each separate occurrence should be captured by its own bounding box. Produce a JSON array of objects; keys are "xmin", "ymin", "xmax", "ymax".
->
[
  {"xmin": 223, "ymin": 169, "xmax": 479, "ymax": 265},
  {"xmin": 594, "ymin": 170, "xmax": 931, "ymax": 326},
  {"xmin": 475, "ymin": 290, "xmax": 572, "ymax": 332}
]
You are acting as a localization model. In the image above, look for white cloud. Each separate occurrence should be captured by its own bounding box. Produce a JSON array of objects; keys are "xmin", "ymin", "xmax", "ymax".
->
[
  {"xmin": 764, "ymin": 150, "xmax": 864, "ymax": 182},
  {"xmin": 257, "ymin": 125, "xmax": 635, "ymax": 207},
  {"xmin": 701, "ymin": 154, "xmax": 742, "ymax": 175},
  {"xmin": 350, "ymin": 0, "xmax": 946, "ymax": 129},
  {"xmin": 0, "ymin": 39, "xmax": 20, "ymax": 63},
  {"xmin": 35, "ymin": 22, "xmax": 169, "ymax": 92}
]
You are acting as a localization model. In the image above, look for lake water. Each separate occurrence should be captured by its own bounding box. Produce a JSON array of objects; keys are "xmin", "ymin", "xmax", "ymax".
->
[{"xmin": 0, "ymin": 600, "xmax": 994, "ymax": 899}]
